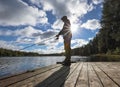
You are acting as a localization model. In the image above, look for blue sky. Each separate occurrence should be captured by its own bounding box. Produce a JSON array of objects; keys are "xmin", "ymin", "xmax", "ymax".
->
[{"xmin": 0, "ymin": 0, "xmax": 103, "ymax": 54}]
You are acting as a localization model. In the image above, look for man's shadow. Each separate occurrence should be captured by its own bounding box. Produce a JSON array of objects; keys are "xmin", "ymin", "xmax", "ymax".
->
[{"xmin": 35, "ymin": 66, "xmax": 70, "ymax": 87}]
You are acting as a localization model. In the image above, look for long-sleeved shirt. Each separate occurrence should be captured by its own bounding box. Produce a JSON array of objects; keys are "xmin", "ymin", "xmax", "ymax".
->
[{"xmin": 58, "ymin": 19, "xmax": 72, "ymax": 37}]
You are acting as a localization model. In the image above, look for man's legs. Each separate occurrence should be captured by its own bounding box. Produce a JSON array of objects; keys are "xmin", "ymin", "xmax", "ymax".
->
[
  {"xmin": 63, "ymin": 36, "xmax": 71, "ymax": 65},
  {"xmin": 64, "ymin": 41, "xmax": 71, "ymax": 62}
]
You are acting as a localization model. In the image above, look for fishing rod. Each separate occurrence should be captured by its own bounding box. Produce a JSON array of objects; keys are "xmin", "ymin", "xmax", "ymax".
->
[
  {"xmin": 20, "ymin": 35, "xmax": 57, "ymax": 50},
  {"xmin": 20, "ymin": 30, "xmax": 71, "ymax": 50}
]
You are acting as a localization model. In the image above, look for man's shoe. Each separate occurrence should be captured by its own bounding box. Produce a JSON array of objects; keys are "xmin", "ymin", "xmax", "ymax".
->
[{"xmin": 62, "ymin": 61, "xmax": 71, "ymax": 66}]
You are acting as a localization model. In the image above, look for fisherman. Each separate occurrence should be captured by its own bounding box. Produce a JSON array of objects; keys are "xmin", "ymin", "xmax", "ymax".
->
[{"xmin": 56, "ymin": 16, "xmax": 72, "ymax": 66}]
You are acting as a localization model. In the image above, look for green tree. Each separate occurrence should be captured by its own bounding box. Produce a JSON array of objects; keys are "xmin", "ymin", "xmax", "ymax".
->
[{"xmin": 72, "ymin": 0, "xmax": 120, "ymax": 56}]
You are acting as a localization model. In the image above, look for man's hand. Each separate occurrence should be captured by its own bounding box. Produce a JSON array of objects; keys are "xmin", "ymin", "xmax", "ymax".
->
[{"xmin": 55, "ymin": 34, "xmax": 59, "ymax": 40}]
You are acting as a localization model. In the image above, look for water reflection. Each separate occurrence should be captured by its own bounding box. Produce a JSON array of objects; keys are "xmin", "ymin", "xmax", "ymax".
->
[
  {"xmin": 0, "ymin": 56, "xmax": 80, "ymax": 79},
  {"xmin": 0, "ymin": 56, "xmax": 119, "ymax": 79}
]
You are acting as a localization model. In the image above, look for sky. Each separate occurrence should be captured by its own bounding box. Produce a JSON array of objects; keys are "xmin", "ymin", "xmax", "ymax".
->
[{"xmin": 0, "ymin": 0, "xmax": 103, "ymax": 54}]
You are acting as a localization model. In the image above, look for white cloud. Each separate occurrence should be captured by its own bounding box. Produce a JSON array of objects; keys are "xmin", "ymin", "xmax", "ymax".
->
[
  {"xmin": 30, "ymin": 0, "xmax": 95, "ymax": 31},
  {"xmin": 33, "ymin": 38, "xmax": 64, "ymax": 54},
  {"xmin": 33, "ymin": 47, "xmax": 64, "ymax": 54},
  {"xmin": 0, "ymin": 26, "xmax": 58, "ymax": 45},
  {"xmin": 0, "ymin": 27, "xmax": 58, "ymax": 51},
  {"xmin": 88, "ymin": 37, "xmax": 94, "ymax": 40},
  {"xmin": 39, "ymin": 0, "xmax": 94, "ymax": 17},
  {"xmin": 16, "ymin": 26, "xmax": 43, "ymax": 37},
  {"xmin": 0, "ymin": 28, "xmax": 59, "ymax": 51},
  {"xmin": 92, "ymin": 0, "xmax": 104, "ymax": 5},
  {"xmin": 0, "ymin": 0, "xmax": 48, "ymax": 26},
  {"xmin": 71, "ymin": 39, "xmax": 88, "ymax": 49},
  {"xmin": 0, "ymin": 30, "xmax": 13, "ymax": 36},
  {"xmin": 0, "ymin": 40, "xmax": 20, "ymax": 50},
  {"xmin": 0, "ymin": 30, "xmax": 89, "ymax": 54},
  {"xmin": 81, "ymin": 19, "xmax": 101, "ymax": 30},
  {"xmin": 0, "ymin": 26, "xmax": 43, "ymax": 37},
  {"xmin": 0, "ymin": 0, "xmax": 102, "ymax": 54},
  {"xmin": 16, "ymin": 36, "xmax": 34, "ymax": 44},
  {"xmin": 16, "ymin": 27, "xmax": 58, "ymax": 45},
  {"xmin": 35, "ymin": 31, "xmax": 62, "ymax": 48},
  {"xmin": 37, "ymin": 38, "xmax": 88, "ymax": 54},
  {"xmin": 52, "ymin": 19, "xmax": 64, "ymax": 30},
  {"xmin": 0, "ymin": 38, "xmax": 88, "ymax": 54},
  {"xmin": 39, "ymin": 29, "xmax": 58, "ymax": 39}
]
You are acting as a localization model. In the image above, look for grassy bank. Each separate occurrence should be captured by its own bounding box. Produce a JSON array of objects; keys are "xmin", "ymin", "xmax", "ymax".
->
[
  {"xmin": 92, "ymin": 54, "xmax": 120, "ymax": 58},
  {"xmin": 90, "ymin": 54, "xmax": 120, "ymax": 62}
]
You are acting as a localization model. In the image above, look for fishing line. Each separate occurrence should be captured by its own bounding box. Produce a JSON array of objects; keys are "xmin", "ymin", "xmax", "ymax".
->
[
  {"xmin": 20, "ymin": 30, "xmax": 71, "ymax": 50},
  {"xmin": 20, "ymin": 35, "xmax": 57, "ymax": 50}
]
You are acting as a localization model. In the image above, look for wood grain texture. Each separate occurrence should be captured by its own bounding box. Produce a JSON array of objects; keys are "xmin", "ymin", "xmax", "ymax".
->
[{"xmin": 0, "ymin": 62, "xmax": 120, "ymax": 87}]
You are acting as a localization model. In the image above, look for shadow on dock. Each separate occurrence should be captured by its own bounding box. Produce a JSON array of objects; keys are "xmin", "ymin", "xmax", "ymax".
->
[{"xmin": 35, "ymin": 66, "xmax": 70, "ymax": 87}]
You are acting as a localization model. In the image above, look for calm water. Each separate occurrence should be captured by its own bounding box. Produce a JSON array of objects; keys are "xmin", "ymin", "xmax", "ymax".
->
[{"xmin": 0, "ymin": 56, "xmax": 87, "ymax": 79}]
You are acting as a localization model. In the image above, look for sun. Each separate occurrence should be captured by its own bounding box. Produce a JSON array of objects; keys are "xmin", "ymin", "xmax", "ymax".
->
[
  {"xmin": 71, "ymin": 24, "xmax": 78, "ymax": 33},
  {"xmin": 71, "ymin": 27, "xmax": 77, "ymax": 33}
]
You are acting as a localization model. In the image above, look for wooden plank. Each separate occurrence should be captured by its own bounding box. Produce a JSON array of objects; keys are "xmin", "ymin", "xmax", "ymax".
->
[
  {"xmin": 8, "ymin": 65, "xmax": 63, "ymax": 87},
  {"xmin": 88, "ymin": 63, "xmax": 103, "ymax": 87},
  {"xmin": 0, "ymin": 64, "xmax": 61, "ymax": 87},
  {"xmin": 1, "ymin": 62, "xmax": 120, "ymax": 87},
  {"xmin": 95, "ymin": 62, "xmax": 120, "ymax": 86},
  {"xmin": 34, "ymin": 63, "xmax": 77, "ymax": 87},
  {"xmin": 47, "ymin": 63, "xmax": 80, "ymax": 87},
  {"xmin": 97, "ymin": 62, "xmax": 120, "ymax": 76},
  {"xmin": 87, "ymin": 63, "xmax": 90, "ymax": 87},
  {"xmin": 75, "ymin": 62, "xmax": 88, "ymax": 87},
  {"xmin": 92, "ymin": 63, "xmax": 118, "ymax": 87},
  {"xmin": 63, "ymin": 62, "xmax": 83, "ymax": 87}
]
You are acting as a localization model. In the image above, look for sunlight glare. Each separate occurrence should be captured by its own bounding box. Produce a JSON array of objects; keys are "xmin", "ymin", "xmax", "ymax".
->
[{"xmin": 71, "ymin": 23, "xmax": 78, "ymax": 33}]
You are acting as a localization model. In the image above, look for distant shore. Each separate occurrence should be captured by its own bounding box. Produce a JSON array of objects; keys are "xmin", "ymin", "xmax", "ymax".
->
[
  {"xmin": 90, "ymin": 54, "xmax": 120, "ymax": 62},
  {"xmin": 91, "ymin": 54, "xmax": 120, "ymax": 58}
]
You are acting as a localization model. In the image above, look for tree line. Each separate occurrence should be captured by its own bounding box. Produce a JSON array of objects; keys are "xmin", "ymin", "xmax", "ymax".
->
[
  {"xmin": 0, "ymin": 48, "xmax": 64, "ymax": 57},
  {"xmin": 0, "ymin": 48, "xmax": 40, "ymax": 57},
  {"xmin": 72, "ymin": 0, "xmax": 120, "ymax": 56}
]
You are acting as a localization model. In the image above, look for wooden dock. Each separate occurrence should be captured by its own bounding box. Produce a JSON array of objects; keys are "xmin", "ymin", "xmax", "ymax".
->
[{"xmin": 0, "ymin": 62, "xmax": 120, "ymax": 87}]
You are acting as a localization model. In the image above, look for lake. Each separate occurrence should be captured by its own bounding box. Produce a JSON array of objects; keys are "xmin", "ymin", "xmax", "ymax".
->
[
  {"xmin": 0, "ymin": 56, "xmax": 88, "ymax": 79},
  {"xmin": 0, "ymin": 56, "xmax": 119, "ymax": 79}
]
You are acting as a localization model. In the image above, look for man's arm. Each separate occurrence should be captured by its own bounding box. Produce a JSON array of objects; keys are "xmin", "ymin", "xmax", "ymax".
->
[
  {"xmin": 56, "ymin": 29, "xmax": 64, "ymax": 39},
  {"xmin": 56, "ymin": 22, "xmax": 65, "ymax": 39}
]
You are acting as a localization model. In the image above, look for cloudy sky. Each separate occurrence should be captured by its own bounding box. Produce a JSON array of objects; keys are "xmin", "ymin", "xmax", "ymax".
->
[{"xmin": 0, "ymin": 0, "xmax": 103, "ymax": 54}]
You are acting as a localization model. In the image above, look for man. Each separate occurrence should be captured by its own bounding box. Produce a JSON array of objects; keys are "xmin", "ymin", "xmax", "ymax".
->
[{"xmin": 56, "ymin": 16, "xmax": 72, "ymax": 66}]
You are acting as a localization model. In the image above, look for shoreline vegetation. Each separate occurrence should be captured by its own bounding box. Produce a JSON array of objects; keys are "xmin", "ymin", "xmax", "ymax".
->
[
  {"xmin": 0, "ymin": 48, "xmax": 40, "ymax": 57},
  {"xmin": 71, "ymin": 0, "xmax": 120, "ymax": 57},
  {"xmin": 0, "ymin": 48, "xmax": 63, "ymax": 57},
  {"xmin": 0, "ymin": 48, "xmax": 120, "ymax": 59},
  {"xmin": 90, "ymin": 54, "xmax": 120, "ymax": 62},
  {"xmin": 91, "ymin": 54, "xmax": 120, "ymax": 59}
]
